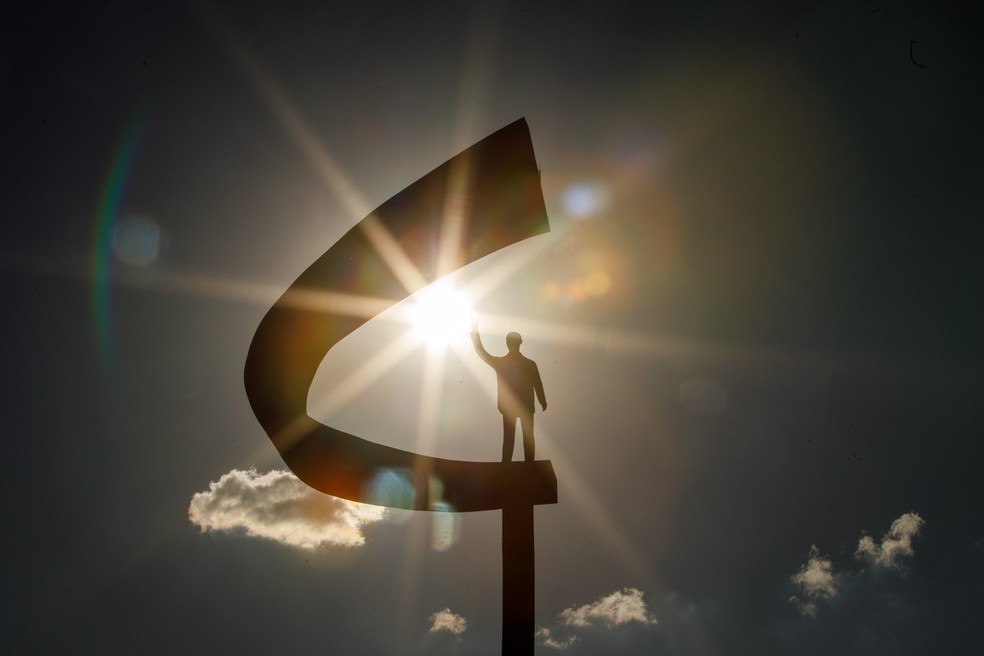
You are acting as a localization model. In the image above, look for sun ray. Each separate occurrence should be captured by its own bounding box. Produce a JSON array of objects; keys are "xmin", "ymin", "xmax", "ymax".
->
[
  {"xmin": 16, "ymin": 239, "xmax": 899, "ymax": 383},
  {"xmin": 464, "ymin": 231, "xmax": 558, "ymax": 303},
  {"xmin": 393, "ymin": 347, "xmax": 451, "ymax": 641},
  {"xmin": 358, "ymin": 214, "xmax": 429, "ymax": 294},
  {"xmin": 449, "ymin": 337, "xmax": 655, "ymax": 580},
  {"xmin": 457, "ymin": 307, "xmax": 861, "ymax": 374},
  {"xmin": 448, "ymin": 2, "xmax": 499, "ymax": 152},
  {"xmin": 447, "ymin": 338, "xmax": 502, "ymax": 407},
  {"xmin": 390, "ymin": 5, "xmax": 507, "ymax": 633},
  {"xmin": 432, "ymin": 4, "xmax": 501, "ymax": 280},
  {"xmin": 199, "ymin": 4, "xmax": 369, "ymax": 222},
  {"xmin": 308, "ymin": 331, "xmax": 421, "ymax": 421},
  {"xmin": 415, "ymin": 348, "xmax": 448, "ymax": 472},
  {"xmin": 202, "ymin": 5, "xmax": 427, "ymax": 298},
  {"xmin": 427, "ymin": 0, "xmax": 513, "ymax": 289},
  {"xmin": 530, "ymin": 427, "xmax": 655, "ymax": 580},
  {"xmin": 105, "ymin": 266, "xmax": 401, "ymax": 320},
  {"xmin": 434, "ymin": 154, "xmax": 473, "ymax": 279}
]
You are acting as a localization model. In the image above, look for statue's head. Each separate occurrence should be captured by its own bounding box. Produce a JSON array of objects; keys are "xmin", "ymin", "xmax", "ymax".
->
[{"xmin": 506, "ymin": 332, "xmax": 523, "ymax": 352}]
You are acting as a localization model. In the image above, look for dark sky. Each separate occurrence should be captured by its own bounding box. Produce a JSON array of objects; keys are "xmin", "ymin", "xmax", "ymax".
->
[{"xmin": 3, "ymin": 1, "xmax": 982, "ymax": 654}]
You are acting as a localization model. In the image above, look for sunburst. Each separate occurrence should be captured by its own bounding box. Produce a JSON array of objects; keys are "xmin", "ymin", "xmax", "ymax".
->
[{"xmin": 199, "ymin": 6, "xmax": 662, "ymax": 637}]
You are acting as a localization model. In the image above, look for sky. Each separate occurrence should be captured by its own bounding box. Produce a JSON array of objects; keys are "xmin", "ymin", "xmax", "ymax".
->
[{"xmin": 2, "ymin": 1, "xmax": 982, "ymax": 654}]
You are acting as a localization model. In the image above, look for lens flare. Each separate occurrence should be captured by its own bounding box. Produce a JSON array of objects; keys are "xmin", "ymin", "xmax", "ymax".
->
[
  {"xmin": 536, "ymin": 238, "xmax": 623, "ymax": 309},
  {"xmin": 430, "ymin": 501, "xmax": 461, "ymax": 551},
  {"xmin": 91, "ymin": 112, "xmax": 147, "ymax": 366},
  {"xmin": 365, "ymin": 469, "xmax": 417, "ymax": 508},
  {"xmin": 561, "ymin": 182, "xmax": 610, "ymax": 219},
  {"xmin": 112, "ymin": 213, "xmax": 166, "ymax": 266}
]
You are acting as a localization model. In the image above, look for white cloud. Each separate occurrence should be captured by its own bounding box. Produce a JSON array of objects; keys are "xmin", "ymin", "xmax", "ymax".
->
[
  {"xmin": 855, "ymin": 512, "xmax": 925, "ymax": 569},
  {"xmin": 428, "ymin": 609, "xmax": 467, "ymax": 635},
  {"xmin": 188, "ymin": 468, "xmax": 387, "ymax": 549},
  {"xmin": 559, "ymin": 587, "xmax": 659, "ymax": 628},
  {"xmin": 538, "ymin": 588, "xmax": 658, "ymax": 650},
  {"xmin": 790, "ymin": 512, "xmax": 927, "ymax": 617},
  {"xmin": 789, "ymin": 544, "xmax": 839, "ymax": 617},
  {"xmin": 536, "ymin": 627, "xmax": 578, "ymax": 650}
]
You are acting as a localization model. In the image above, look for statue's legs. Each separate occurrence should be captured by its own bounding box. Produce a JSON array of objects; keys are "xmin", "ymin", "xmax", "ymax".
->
[
  {"xmin": 502, "ymin": 414, "xmax": 517, "ymax": 462},
  {"xmin": 519, "ymin": 414, "xmax": 535, "ymax": 462}
]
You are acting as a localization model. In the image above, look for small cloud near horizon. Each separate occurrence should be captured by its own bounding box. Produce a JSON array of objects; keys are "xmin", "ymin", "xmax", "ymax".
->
[
  {"xmin": 428, "ymin": 608, "xmax": 468, "ymax": 636},
  {"xmin": 789, "ymin": 545, "xmax": 838, "ymax": 618},
  {"xmin": 790, "ymin": 511, "xmax": 925, "ymax": 617},
  {"xmin": 188, "ymin": 468, "xmax": 387, "ymax": 549},
  {"xmin": 538, "ymin": 587, "xmax": 658, "ymax": 650},
  {"xmin": 855, "ymin": 512, "xmax": 925, "ymax": 569}
]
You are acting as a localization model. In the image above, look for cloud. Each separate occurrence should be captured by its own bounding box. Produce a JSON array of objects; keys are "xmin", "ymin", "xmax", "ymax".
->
[
  {"xmin": 188, "ymin": 468, "xmax": 386, "ymax": 549},
  {"xmin": 428, "ymin": 609, "xmax": 467, "ymax": 636},
  {"xmin": 559, "ymin": 587, "xmax": 659, "ymax": 628},
  {"xmin": 790, "ymin": 512, "xmax": 926, "ymax": 618},
  {"xmin": 536, "ymin": 626, "xmax": 578, "ymax": 650},
  {"xmin": 855, "ymin": 512, "xmax": 925, "ymax": 569},
  {"xmin": 789, "ymin": 545, "xmax": 839, "ymax": 617},
  {"xmin": 538, "ymin": 588, "xmax": 658, "ymax": 650}
]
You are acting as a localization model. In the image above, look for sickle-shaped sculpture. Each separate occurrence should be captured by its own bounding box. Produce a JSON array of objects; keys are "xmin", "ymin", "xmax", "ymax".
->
[{"xmin": 244, "ymin": 118, "xmax": 556, "ymax": 512}]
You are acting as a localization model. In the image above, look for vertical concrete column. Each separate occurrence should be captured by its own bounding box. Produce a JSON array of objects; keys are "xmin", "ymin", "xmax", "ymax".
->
[{"xmin": 502, "ymin": 470, "xmax": 536, "ymax": 655}]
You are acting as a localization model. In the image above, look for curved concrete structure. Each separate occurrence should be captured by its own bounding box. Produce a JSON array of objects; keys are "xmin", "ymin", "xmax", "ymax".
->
[{"xmin": 244, "ymin": 118, "xmax": 557, "ymax": 512}]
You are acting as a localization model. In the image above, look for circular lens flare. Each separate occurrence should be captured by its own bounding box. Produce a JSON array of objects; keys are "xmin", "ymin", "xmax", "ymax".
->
[
  {"xmin": 561, "ymin": 182, "xmax": 610, "ymax": 219},
  {"xmin": 408, "ymin": 281, "xmax": 474, "ymax": 351}
]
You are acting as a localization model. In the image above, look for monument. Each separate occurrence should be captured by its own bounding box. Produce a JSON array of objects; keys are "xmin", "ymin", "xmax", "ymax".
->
[{"xmin": 244, "ymin": 118, "xmax": 556, "ymax": 654}]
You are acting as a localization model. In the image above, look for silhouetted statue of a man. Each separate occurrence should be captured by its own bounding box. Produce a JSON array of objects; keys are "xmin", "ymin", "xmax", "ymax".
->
[{"xmin": 471, "ymin": 323, "xmax": 547, "ymax": 462}]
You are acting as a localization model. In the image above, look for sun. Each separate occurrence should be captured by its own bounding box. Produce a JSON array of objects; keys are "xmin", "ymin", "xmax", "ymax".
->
[{"xmin": 407, "ymin": 280, "xmax": 475, "ymax": 351}]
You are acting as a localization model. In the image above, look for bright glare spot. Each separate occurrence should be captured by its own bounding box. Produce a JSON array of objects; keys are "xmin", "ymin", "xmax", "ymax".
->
[
  {"xmin": 561, "ymin": 182, "xmax": 610, "ymax": 219},
  {"xmin": 365, "ymin": 469, "xmax": 416, "ymax": 509},
  {"xmin": 113, "ymin": 213, "xmax": 165, "ymax": 266},
  {"xmin": 431, "ymin": 501, "xmax": 461, "ymax": 551},
  {"xmin": 408, "ymin": 281, "xmax": 474, "ymax": 351}
]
